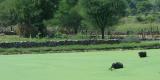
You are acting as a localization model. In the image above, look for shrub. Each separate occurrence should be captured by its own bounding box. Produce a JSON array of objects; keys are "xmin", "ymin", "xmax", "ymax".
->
[
  {"xmin": 15, "ymin": 24, "xmax": 38, "ymax": 38},
  {"xmin": 121, "ymin": 35, "xmax": 140, "ymax": 43},
  {"xmin": 136, "ymin": 16, "xmax": 146, "ymax": 22},
  {"xmin": 46, "ymin": 29, "xmax": 55, "ymax": 38}
]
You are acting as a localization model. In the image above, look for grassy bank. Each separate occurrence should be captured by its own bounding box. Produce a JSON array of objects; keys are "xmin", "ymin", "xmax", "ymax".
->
[
  {"xmin": 115, "ymin": 23, "xmax": 160, "ymax": 33},
  {"xmin": 0, "ymin": 35, "xmax": 65, "ymax": 43},
  {"xmin": 0, "ymin": 41, "xmax": 159, "ymax": 55}
]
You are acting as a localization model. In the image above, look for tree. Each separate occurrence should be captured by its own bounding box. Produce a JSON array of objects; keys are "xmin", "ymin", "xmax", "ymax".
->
[
  {"xmin": 53, "ymin": 0, "xmax": 82, "ymax": 34},
  {"xmin": 155, "ymin": 0, "xmax": 160, "ymax": 11},
  {"xmin": 0, "ymin": 0, "xmax": 5, "ymax": 3},
  {"xmin": 59, "ymin": 9, "xmax": 82, "ymax": 34},
  {"xmin": 0, "ymin": 0, "xmax": 16, "ymax": 28},
  {"xmin": 66, "ymin": 0, "xmax": 78, "ymax": 7},
  {"xmin": 0, "ymin": 0, "xmax": 59, "ymax": 37},
  {"xmin": 136, "ymin": 0, "xmax": 153, "ymax": 14},
  {"xmin": 81, "ymin": 0, "xmax": 127, "ymax": 39},
  {"xmin": 127, "ymin": 0, "xmax": 137, "ymax": 15}
]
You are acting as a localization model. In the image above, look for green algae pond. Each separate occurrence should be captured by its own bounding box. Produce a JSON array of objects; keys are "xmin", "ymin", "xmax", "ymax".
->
[{"xmin": 0, "ymin": 49, "xmax": 159, "ymax": 80}]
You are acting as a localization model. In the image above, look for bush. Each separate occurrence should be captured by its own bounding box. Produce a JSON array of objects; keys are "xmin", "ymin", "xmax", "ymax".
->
[
  {"xmin": 136, "ymin": 14, "xmax": 157, "ymax": 23},
  {"xmin": 145, "ymin": 15, "xmax": 156, "ymax": 23},
  {"xmin": 136, "ymin": 16, "xmax": 146, "ymax": 22},
  {"xmin": 121, "ymin": 35, "xmax": 141, "ymax": 43},
  {"xmin": 71, "ymin": 33, "xmax": 90, "ymax": 40},
  {"xmin": 46, "ymin": 29, "xmax": 55, "ymax": 38},
  {"xmin": 109, "ymin": 36, "xmax": 125, "ymax": 40},
  {"xmin": 53, "ymin": 32, "xmax": 69, "ymax": 39},
  {"xmin": 15, "ymin": 24, "xmax": 38, "ymax": 38}
]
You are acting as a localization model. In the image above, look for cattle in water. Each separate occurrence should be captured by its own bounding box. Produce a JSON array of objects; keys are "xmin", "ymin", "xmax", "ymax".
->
[
  {"xmin": 109, "ymin": 62, "xmax": 124, "ymax": 71},
  {"xmin": 138, "ymin": 51, "xmax": 147, "ymax": 58}
]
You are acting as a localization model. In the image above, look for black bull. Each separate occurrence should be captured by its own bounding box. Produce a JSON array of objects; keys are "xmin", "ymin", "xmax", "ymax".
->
[{"xmin": 109, "ymin": 62, "xmax": 124, "ymax": 71}]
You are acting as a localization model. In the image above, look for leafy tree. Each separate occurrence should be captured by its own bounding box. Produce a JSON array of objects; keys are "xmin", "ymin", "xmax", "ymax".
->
[
  {"xmin": 81, "ymin": 0, "xmax": 127, "ymax": 39},
  {"xmin": 53, "ymin": 0, "xmax": 82, "ymax": 34},
  {"xmin": 59, "ymin": 9, "xmax": 82, "ymax": 34},
  {"xmin": 0, "ymin": 0, "xmax": 5, "ymax": 3},
  {"xmin": 0, "ymin": 0, "xmax": 59, "ymax": 37},
  {"xmin": 126, "ymin": 0, "xmax": 155, "ymax": 15},
  {"xmin": 155, "ymin": 0, "xmax": 160, "ymax": 11},
  {"xmin": 127, "ymin": 0, "xmax": 137, "ymax": 15},
  {"xmin": 66, "ymin": 0, "xmax": 78, "ymax": 7},
  {"xmin": 0, "ymin": 0, "xmax": 16, "ymax": 27},
  {"xmin": 136, "ymin": 0, "xmax": 153, "ymax": 14}
]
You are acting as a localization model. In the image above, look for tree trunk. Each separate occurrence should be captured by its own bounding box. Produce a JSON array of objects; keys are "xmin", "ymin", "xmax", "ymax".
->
[
  {"xmin": 38, "ymin": 25, "xmax": 47, "ymax": 37},
  {"xmin": 10, "ymin": 26, "xmax": 13, "ymax": 31},
  {"xmin": 74, "ymin": 28, "xmax": 78, "ymax": 34},
  {"xmin": 101, "ymin": 28, "xmax": 105, "ymax": 39}
]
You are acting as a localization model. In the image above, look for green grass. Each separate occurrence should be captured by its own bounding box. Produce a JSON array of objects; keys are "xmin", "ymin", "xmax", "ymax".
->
[
  {"xmin": 0, "ymin": 49, "xmax": 159, "ymax": 80},
  {"xmin": 0, "ymin": 41, "xmax": 160, "ymax": 55},
  {"xmin": 115, "ymin": 23, "xmax": 160, "ymax": 33},
  {"xmin": 0, "ymin": 35, "xmax": 92, "ymax": 43},
  {"xmin": 0, "ymin": 35, "xmax": 65, "ymax": 43},
  {"xmin": 114, "ymin": 16, "xmax": 160, "ymax": 33}
]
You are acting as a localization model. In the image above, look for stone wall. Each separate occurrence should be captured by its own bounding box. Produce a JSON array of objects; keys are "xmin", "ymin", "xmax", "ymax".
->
[
  {"xmin": 0, "ymin": 39, "xmax": 120, "ymax": 48},
  {"xmin": 0, "ymin": 31, "xmax": 16, "ymax": 35}
]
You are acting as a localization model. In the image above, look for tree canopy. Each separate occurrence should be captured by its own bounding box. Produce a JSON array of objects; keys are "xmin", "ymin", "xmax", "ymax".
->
[
  {"xmin": 81, "ymin": 0, "xmax": 128, "ymax": 39},
  {"xmin": 0, "ymin": 0, "xmax": 160, "ymax": 39},
  {"xmin": 0, "ymin": 0, "xmax": 59, "ymax": 37}
]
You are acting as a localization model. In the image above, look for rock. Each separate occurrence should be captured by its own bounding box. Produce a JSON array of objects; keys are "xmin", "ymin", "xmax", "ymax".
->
[
  {"xmin": 138, "ymin": 51, "xmax": 147, "ymax": 58},
  {"xmin": 0, "ymin": 33, "xmax": 5, "ymax": 36},
  {"xmin": 0, "ymin": 40, "xmax": 119, "ymax": 48}
]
